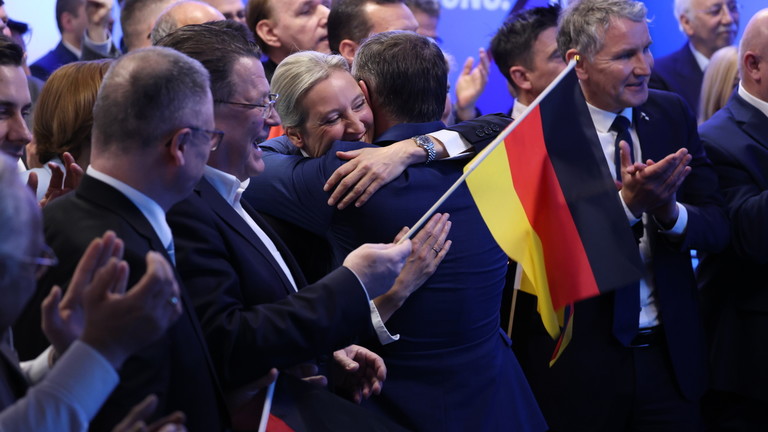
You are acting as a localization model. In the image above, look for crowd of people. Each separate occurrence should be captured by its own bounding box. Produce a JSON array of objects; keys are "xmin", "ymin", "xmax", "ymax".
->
[{"xmin": 0, "ymin": 0, "xmax": 767, "ymax": 431}]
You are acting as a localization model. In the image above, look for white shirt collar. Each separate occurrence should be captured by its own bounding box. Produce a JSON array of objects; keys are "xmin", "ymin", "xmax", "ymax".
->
[
  {"xmin": 85, "ymin": 166, "xmax": 172, "ymax": 248},
  {"xmin": 61, "ymin": 39, "xmax": 82, "ymax": 59},
  {"xmin": 586, "ymin": 103, "xmax": 633, "ymax": 134},
  {"xmin": 738, "ymin": 82, "xmax": 768, "ymax": 120},
  {"xmin": 688, "ymin": 43, "xmax": 710, "ymax": 72},
  {"xmin": 203, "ymin": 165, "xmax": 250, "ymax": 205},
  {"xmin": 511, "ymin": 99, "xmax": 528, "ymax": 120}
]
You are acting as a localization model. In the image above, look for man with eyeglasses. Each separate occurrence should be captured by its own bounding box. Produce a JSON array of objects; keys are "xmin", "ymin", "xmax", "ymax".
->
[
  {"xmin": 650, "ymin": 0, "xmax": 740, "ymax": 112},
  {"xmin": 19, "ymin": 44, "xmax": 235, "ymax": 431},
  {"xmin": 157, "ymin": 22, "xmax": 442, "ymax": 430}
]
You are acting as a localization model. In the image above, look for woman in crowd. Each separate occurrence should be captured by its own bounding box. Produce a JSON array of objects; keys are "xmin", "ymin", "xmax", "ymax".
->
[
  {"xmin": 699, "ymin": 46, "xmax": 739, "ymax": 124},
  {"xmin": 23, "ymin": 59, "xmax": 113, "ymax": 200}
]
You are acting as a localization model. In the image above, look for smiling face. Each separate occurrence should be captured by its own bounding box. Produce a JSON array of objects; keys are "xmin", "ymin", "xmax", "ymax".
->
[
  {"xmin": 681, "ymin": 0, "xmax": 739, "ymax": 58},
  {"xmin": 574, "ymin": 17, "xmax": 653, "ymax": 113},
  {"xmin": 210, "ymin": 57, "xmax": 277, "ymax": 180},
  {"xmin": 0, "ymin": 65, "xmax": 32, "ymax": 160},
  {"xmin": 287, "ymin": 69, "xmax": 373, "ymax": 158}
]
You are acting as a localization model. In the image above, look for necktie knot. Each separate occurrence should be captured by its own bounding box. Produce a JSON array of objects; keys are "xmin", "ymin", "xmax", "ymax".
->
[
  {"xmin": 610, "ymin": 115, "xmax": 631, "ymax": 134},
  {"xmin": 610, "ymin": 115, "xmax": 634, "ymax": 181}
]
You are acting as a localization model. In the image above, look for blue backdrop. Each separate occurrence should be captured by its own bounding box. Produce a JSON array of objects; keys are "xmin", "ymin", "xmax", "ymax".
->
[
  {"xmin": 8, "ymin": 0, "xmax": 764, "ymax": 115},
  {"xmin": 439, "ymin": 0, "xmax": 764, "ymax": 114}
]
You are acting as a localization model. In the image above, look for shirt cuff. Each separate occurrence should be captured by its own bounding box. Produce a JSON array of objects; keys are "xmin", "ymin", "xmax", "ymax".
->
[
  {"xmin": 619, "ymin": 191, "xmax": 642, "ymax": 225},
  {"xmin": 20, "ymin": 346, "xmax": 53, "ymax": 384},
  {"xmin": 346, "ymin": 268, "xmax": 400, "ymax": 345},
  {"xmin": 45, "ymin": 340, "xmax": 119, "ymax": 422},
  {"xmin": 654, "ymin": 202, "xmax": 688, "ymax": 236},
  {"xmin": 369, "ymin": 301, "xmax": 400, "ymax": 345},
  {"xmin": 428, "ymin": 130, "xmax": 471, "ymax": 159}
]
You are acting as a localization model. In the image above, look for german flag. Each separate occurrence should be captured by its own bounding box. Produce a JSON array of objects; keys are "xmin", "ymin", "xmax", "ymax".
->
[{"xmin": 464, "ymin": 61, "xmax": 643, "ymax": 362}]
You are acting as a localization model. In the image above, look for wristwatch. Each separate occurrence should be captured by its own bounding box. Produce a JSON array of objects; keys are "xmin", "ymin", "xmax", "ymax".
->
[{"xmin": 412, "ymin": 135, "xmax": 436, "ymax": 164}]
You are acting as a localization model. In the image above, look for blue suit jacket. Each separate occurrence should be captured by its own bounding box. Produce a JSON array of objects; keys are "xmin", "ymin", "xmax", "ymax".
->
[
  {"xmin": 649, "ymin": 44, "xmax": 704, "ymax": 114},
  {"xmin": 29, "ymin": 41, "xmax": 78, "ymax": 81},
  {"xmin": 166, "ymin": 177, "xmax": 377, "ymax": 391},
  {"xmin": 697, "ymin": 91, "xmax": 768, "ymax": 401},
  {"xmin": 245, "ymin": 119, "xmax": 547, "ymax": 432},
  {"xmin": 511, "ymin": 88, "xmax": 729, "ymax": 431}
]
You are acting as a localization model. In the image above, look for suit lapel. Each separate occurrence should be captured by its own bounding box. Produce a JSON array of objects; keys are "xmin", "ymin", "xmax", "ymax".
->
[
  {"xmin": 730, "ymin": 93, "xmax": 768, "ymax": 150},
  {"xmin": 77, "ymin": 176, "xmax": 172, "ymax": 261},
  {"xmin": 197, "ymin": 179, "xmax": 307, "ymax": 292},
  {"xmin": 244, "ymin": 201, "xmax": 309, "ymax": 289},
  {"xmin": 633, "ymin": 104, "xmax": 666, "ymax": 163},
  {"xmin": 77, "ymin": 176, "xmax": 228, "ymax": 406}
]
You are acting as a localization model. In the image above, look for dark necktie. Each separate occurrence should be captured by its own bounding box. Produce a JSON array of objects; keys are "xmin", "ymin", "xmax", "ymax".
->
[
  {"xmin": 610, "ymin": 115, "xmax": 634, "ymax": 181},
  {"xmin": 610, "ymin": 114, "xmax": 641, "ymax": 346}
]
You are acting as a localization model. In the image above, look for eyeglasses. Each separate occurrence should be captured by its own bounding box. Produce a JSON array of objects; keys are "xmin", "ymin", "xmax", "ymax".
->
[
  {"xmin": 696, "ymin": 1, "xmax": 739, "ymax": 18},
  {"xmin": 15, "ymin": 244, "xmax": 59, "ymax": 279},
  {"xmin": 188, "ymin": 126, "xmax": 225, "ymax": 151},
  {"xmin": 215, "ymin": 93, "xmax": 279, "ymax": 120}
]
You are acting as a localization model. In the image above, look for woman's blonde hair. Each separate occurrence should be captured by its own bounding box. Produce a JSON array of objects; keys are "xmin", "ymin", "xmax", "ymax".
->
[
  {"xmin": 271, "ymin": 51, "xmax": 350, "ymax": 129},
  {"xmin": 699, "ymin": 46, "xmax": 739, "ymax": 124}
]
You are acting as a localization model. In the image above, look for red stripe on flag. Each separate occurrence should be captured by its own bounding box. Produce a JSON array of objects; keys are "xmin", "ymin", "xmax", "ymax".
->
[{"xmin": 506, "ymin": 106, "xmax": 600, "ymax": 309}]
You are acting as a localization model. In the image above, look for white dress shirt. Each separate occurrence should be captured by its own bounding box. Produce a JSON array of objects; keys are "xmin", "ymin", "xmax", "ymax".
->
[
  {"xmin": 585, "ymin": 103, "xmax": 690, "ymax": 328},
  {"xmin": 0, "ymin": 341, "xmax": 118, "ymax": 432},
  {"xmin": 86, "ymin": 166, "xmax": 174, "ymax": 260},
  {"xmin": 738, "ymin": 82, "xmax": 768, "ymax": 119}
]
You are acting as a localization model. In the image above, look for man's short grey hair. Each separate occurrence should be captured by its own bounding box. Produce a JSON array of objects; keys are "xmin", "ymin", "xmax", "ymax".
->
[
  {"xmin": 0, "ymin": 154, "xmax": 38, "ymax": 288},
  {"xmin": 674, "ymin": 0, "xmax": 693, "ymax": 29},
  {"xmin": 92, "ymin": 46, "xmax": 211, "ymax": 153},
  {"xmin": 271, "ymin": 51, "xmax": 350, "ymax": 129},
  {"xmin": 557, "ymin": 0, "xmax": 648, "ymax": 61}
]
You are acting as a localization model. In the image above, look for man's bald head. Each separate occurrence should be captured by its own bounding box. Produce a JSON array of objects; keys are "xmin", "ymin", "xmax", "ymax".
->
[
  {"xmin": 92, "ymin": 46, "xmax": 211, "ymax": 154},
  {"xmin": 150, "ymin": 0, "xmax": 225, "ymax": 44},
  {"xmin": 738, "ymin": 8, "xmax": 768, "ymax": 101}
]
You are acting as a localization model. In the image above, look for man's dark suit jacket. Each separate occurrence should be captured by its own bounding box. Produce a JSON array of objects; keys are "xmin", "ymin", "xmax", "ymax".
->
[
  {"xmin": 25, "ymin": 175, "xmax": 229, "ymax": 432},
  {"xmin": 697, "ymin": 90, "xmax": 768, "ymax": 402},
  {"xmin": 511, "ymin": 88, "xmax": 729, "ymax": 431},
  {"xmin": 29, "ymin": 41, "xmax": 78, "ymax": 81},
  {"xmin": 166, "ymin": 177, "xmax": 377, "ymax": 390},
  {"xmin": 245, "ymin": 118, "xmax": 547, "ymax": 432},
  {"xmin": 649, "ymin": 44, "xmax": 704, "ymax": 114}
]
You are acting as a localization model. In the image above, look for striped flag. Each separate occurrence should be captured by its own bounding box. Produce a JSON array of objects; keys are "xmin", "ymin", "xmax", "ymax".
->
[{"xmin": 464, "ymin": 61, "xmax": 643, "ymax": 361}]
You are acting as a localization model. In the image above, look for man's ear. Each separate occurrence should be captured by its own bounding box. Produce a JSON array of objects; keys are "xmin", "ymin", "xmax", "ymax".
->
[
  {"xmin": 509, "ymin": 65, "xmax": 532, "ymax": 91},
  {"xmin": 338, "ymin": 39, "xmax": 359, "ymax": 65},
  {"xmin": 255, "ymin": 19, "xmax": 281, "ymax": 49},
  {"xmin": 166, "ymin": 128, "xmax": 191, "ymax": 166},
  {"xmin": 357, "ymin": 79, "xmax": 371, "ymax": 106},
  {"xmin": 678, "ymin": 14, "xmax": 695, "ymax": 38},
  {"xmin": 567, "ymin": 49, "xmax": 587, "ymax": 80},
  {"xmin": 743, "ymin": 51, "xmax": 762, "ymax": 83},
  {"xmin": 60, "ymin": 11, "xmax": 76, "ymax": 34},
  {"xmin": 285, "ymin": 126, "xmax": 305, "ymax": 149}
]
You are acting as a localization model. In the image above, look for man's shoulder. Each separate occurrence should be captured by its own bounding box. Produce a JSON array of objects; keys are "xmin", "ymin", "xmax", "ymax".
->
[
  {"xmin": 653, "ymin": 44, "xmax": 692, "ymax": 71},
  {"xmin": 29, "ymin": 42, "xmax": 77, "ymax": 78}
]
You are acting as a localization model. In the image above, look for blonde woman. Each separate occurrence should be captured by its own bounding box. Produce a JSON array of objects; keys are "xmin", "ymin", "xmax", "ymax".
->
[{"xmin": 699, "ymin": 46, "xmax": 739, "ymax": 124}]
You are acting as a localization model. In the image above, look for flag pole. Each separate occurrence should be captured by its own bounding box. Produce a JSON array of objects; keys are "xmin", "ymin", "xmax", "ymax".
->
[
  {"xmin": 397, "ymin": 59, "xmax": 577, "ymax": 243},
  {"xmin": 257, "ymin": 372, "xmax": 278, "ymax": 432}
]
